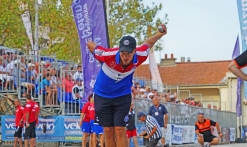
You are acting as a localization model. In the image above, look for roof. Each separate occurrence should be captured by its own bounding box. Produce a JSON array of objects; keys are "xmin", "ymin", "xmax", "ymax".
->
[{"xmin": 134, "ymin": 60, "xmax": 231, "ymax": 86}]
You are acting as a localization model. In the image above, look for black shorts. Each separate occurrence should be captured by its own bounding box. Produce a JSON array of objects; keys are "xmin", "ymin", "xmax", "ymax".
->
[
  {"xmin": 149, "ymin": 137, "xmax": 161, "ymax": 147},
  {"xmin": 24, "ymin": 121, "xmax": 36, "ymax": 140},
  {"xmin": 14, "ymin": 127, "xmax": 23, "ymax": 138},
  {"xmin": 203, "ymin": 133, "xmax": 217, "ymax": 142},
  {"xmin": 94, "ymin": 93, "xmax": 132, "ymax": 127},
  {"xmin": 31, "ymin": 125, "xmax": 36, "ymax": 138}
]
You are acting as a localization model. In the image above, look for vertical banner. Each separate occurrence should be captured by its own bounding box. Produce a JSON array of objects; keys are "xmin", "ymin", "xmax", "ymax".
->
[
  {"xmin": 62, "ymin": 116, "xmax": 82, "ymax": 141},
  {"xmin": 232, "ymin": 36, "xmax": 242, "ymax": 117},
  {"xmin": 171, "ymin": 125, "xmax": 183, "ymax": 144},
  {"xmin": 236, "ymin": 0, "xmax": 247, "ymax": 100},
  {"xmin": 166, "ymin": 124, "xmax": 172, "ymax": 145},
  {"xmin": 72, "ymin": 0, "xmax": 109, "ymax": 102},
  {"xmin": 229, "ymin": 128, "xmax": 236, "ymax": 142},
  {"xmin": 182, "ymin": 126, "xmax": 195, "ymax": 143},
  {"xmin": 19, "ymin": 3, "xmax": 34, "ymax": 51},
  {"xmin": 149, "ymin": 51, "xmax": 164, "ymax": 92}
]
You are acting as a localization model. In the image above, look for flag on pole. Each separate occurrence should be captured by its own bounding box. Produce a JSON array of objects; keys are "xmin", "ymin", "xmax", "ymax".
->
[
  {"xmin": 236, "ymin": 0, "xmax": 247, "ymax": 100},
  {"xmin": 232, "ymin": 36, "xmax": 242, "ymax": 117},
  {"xmin": 72, "ymin": 0, "xmax": 109, "ymax": 102},
  {"xmin": 19, "ymin": 2, "xmax": 34, "ymax": 52},
  {"xmin": 149, "ymin": 50, "xmax": 164, "ymax": 92}
]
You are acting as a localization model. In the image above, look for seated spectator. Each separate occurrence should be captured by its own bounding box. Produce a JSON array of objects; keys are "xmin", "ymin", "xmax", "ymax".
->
[
  {"xmin": 170, "ymin": 96, "xmax": 176, "ymax": 103},
  {"xmin": 73, "ymin": 65, "xmax": 83, "ymax": 80},
  {"xmin": 180, "ymin": 98, "xmax": 186, "ymax": 105},
  {"xmin": 140, "ymin": 88, "xmax": 146, "ymax": 98},
  {"xmin": 5, "ymin": 56, "xmax": 14, "ymax": 90},
  {"xmin": 134, "ymin": 82, "xmax": 141, "ymax": 93},
  {"xmin": 20, "ymin": 56, "xmax": 27, "ymax": 71},
  {"xmin": 72, "ymin": 78, "xmax": 83, "ymax": 101},
  {"xmin": 62, "ymin": 72, "xmax": 74, "ymax": 102},
  {"xmin": 40, "ymin": 73, "xmax": 53, "ymax": 106},
  {"xmin": 13, "ymin": 60, "xmax": 26, "ymax": 89},
  {"xmin": 49, "ymin": 68, "xmax": 58, "ymax": 105},
  {"xmin": 21, "ymin": 63, "xmax": 36, "ymax": 97},
  {"xmin": 131, "ymin": 85, "xmax": 137, "ymax": 99},
  {"xmin": 145, "ymin": 86, "xmax": 151, "ymax": 95},
  {"xmin": 147, "ymin": 93, "xmax": 154, "ymax": 100},
  {"xmin": 0, "ymin": 57, "xmax": 8, "ymax": 88}
]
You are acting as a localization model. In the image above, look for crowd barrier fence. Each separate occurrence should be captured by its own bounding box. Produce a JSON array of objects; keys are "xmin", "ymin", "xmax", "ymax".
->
[{"xmin": 0, "ymin": 98, "xmax": 237, "ymax": 146}]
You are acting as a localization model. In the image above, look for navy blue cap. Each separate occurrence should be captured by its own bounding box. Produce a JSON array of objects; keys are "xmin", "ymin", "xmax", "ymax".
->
[
  {"xmin": 137, "ymin": 112, "xmax": 145, "ymax": 118},
  {"xmin": 119, "ymin": 36, "xmax": 137, "ymax": 53}
]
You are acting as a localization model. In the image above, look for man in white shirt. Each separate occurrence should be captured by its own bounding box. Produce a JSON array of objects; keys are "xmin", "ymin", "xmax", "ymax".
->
[
  {"xmin": 72, "ymin": 78, "xmax": 84, "ymax": 101},
  {"xmin": 5, "ymin": 57, "xmax": 15, "ymax": 90},
  {"xmin": 73, "ymin": 65, "xmax": 83, "ymax": 81}
]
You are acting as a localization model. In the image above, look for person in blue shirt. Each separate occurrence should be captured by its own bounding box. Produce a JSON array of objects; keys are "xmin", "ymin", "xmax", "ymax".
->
[
  {"xmin": 41, "ymin": 73, "xmax": 53, "ymax": 106},
  {"xmin": 87, "ymin": 24, "xmax": 167, "ymax": 147},
  {"xmin": 148, "ymin": 96, "xmax": 169, "ymax": 147}
]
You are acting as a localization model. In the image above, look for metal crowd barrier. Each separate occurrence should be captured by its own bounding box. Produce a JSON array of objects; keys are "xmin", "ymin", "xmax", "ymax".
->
[
  {"xmin": 0, "ymin": 49, "xmax": 18, "ymax": 94},
  {"xmin": 15, "ymin": 55, "xmax": 57, "ymax": 104},
  {"xmin": 134, "ymin": 98, "xmax": 237, "ymax": 128},
  {"xmin": 60, "ymin": 69, "xmax": 84, "ymax": 115}
]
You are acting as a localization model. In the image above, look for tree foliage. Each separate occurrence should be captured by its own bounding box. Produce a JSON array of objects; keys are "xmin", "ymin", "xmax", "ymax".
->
[
  {"xmin": 108, "ymin": 0, "xmax": 168, "ymax": 51},
  {"xmin": 0, "ymin": 0, "xmax": 31, "ymax": 49},
  {"xmin": 0, "ymin": 0, "xmax": 168, "ymax": 62}
]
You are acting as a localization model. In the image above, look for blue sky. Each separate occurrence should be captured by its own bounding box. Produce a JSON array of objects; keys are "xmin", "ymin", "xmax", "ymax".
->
[{"xmin": 143, "ymin": 0, "xmax": 240, "ymax": 63}]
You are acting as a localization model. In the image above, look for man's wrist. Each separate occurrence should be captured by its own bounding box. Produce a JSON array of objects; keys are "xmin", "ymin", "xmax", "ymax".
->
[{"xmin": 156, "ymin": 33, "xmax": 163, "ymax": 38}]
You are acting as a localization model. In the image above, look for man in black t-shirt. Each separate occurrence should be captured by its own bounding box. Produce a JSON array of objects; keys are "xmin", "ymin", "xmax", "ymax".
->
[
  {"xmin": 229, "ymin": 50, "xmax": 247, "ymax": 81},
  {"xmin": 126, "ymin": 102, "xmax": 138, "ymax": 147}
]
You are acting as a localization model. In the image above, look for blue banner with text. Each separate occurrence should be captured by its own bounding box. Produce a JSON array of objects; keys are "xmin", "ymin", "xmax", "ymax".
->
[{"xmin": 1, "ymin": 115, "xmax": 82, "ymax": 142}]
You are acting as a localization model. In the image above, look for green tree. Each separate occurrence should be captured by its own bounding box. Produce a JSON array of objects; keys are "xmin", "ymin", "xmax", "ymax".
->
[
  {"xmin": 0, "ymin": 0, "xmax": 31, "ymax": 49},
  {"xmin": 108, "ymin": 0, "xmax": 168, "ymax": 51},
  {"xmin": 38, "ymin": 0, "xmax": 81, "ymax": 62},
  {"xmin": 0, "ymin": 0, "xmax": 167, "ymax": 62}
]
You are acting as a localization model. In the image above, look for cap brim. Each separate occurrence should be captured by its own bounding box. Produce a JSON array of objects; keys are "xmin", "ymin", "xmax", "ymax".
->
[{"xmin": 119, "ymin": 46, "xmax": 134, "ymax": 53}]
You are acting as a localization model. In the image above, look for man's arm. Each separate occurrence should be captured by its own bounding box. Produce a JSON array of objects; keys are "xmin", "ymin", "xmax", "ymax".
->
[
  {"xmin": 228, "ymin": 61, "xmax": 247, "ymax": 81},
  {"xmin": 26, "ymin": 112, "xmax": 29, "ymax": 123},
  {"xmin": 215, "ymin": 122, "xmax": 221, "ymax": 133},
  {"xmin": 164, "ymin": 114, "xmax": 169, "ymax": 127},
  {"xmin": 79, "ymin": 113, "xmax": 85, "ymax": 126},
  {"xmin": 139, "ymin": 130, "xmax": 147, "ymax": 136},
  {"xmin": 143, "ymin": 24, "xmax": 167, "ymax": 48},
  {"xmin": 229, "ymin": 50, "xmax": 247, "ymax": 81},
  {"xmin": 87, "ymin": 41, "xmax": 97, "ymax": 53},
  {"xmin": 195, "ymin": 124, "xmax": 201, "ymax": 136},
  {"xmin": 147, "ymin": 126, "xmax": 157, "ymax": 138}
]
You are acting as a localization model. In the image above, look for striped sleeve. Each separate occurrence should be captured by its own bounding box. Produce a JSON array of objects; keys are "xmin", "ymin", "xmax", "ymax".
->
[
  {"xmin": 146, "ymin": 116, "xmax": 156, "ymax": 128},
  {"xmin": 136, "ymin": 45, "xmax": 150, "ymax": 65},
  {"xmin": 234, "ymin": 50, "xmax": 247, "ymax": 69},
  {"xmin": 94, "ymin": 46, "xmax": 119, "ymax": 63}
]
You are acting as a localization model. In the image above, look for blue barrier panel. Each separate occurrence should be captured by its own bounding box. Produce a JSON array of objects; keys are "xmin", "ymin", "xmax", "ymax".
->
[{"xmin": 1, "ymin": 115, "xmax": 82, "ymax": 142}]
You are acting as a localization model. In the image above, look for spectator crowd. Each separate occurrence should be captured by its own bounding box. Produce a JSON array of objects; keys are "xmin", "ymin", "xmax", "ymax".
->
[
  {"xmin": 0, "ymin": 50, "xmax": 84, "ymax": 112},
  {"xmin": 132, "ymin": 82, "xmax": 221, "ymax": 110}
]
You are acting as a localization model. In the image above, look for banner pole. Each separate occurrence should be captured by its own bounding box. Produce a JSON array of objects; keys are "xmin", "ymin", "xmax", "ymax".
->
[
  {"xmin": 34, "ymin": 0, "xmax": 39, "ymax": 55},
  {"xmin": 103, "ymin": 0, "xmax": 110, "ymax": 48}
]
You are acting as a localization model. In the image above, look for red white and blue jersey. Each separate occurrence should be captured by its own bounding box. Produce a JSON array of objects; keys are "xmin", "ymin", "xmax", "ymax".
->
[{"xmin": 93, "ymin": 44, "xmax": 150, "ymax": 98}]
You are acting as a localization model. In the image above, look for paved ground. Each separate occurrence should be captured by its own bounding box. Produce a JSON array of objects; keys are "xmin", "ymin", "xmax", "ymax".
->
[
  {"xmin": 168, "ymin": 143, "xmax": 247, "ymax": 147},
  {"xmin": 212, "ymin": 143, "xmax": 246, "ymax": 147}
]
